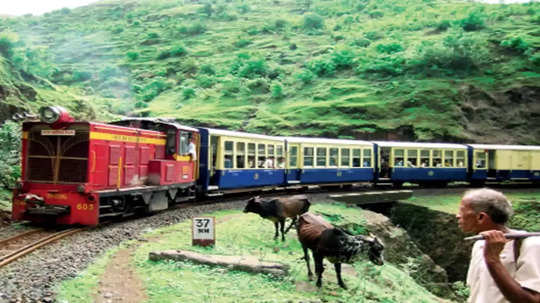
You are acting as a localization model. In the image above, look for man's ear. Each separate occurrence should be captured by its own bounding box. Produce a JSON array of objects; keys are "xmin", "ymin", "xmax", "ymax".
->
[{"xmin": 477, "ymin": 212, "xmax": 487, "ymax": 223}]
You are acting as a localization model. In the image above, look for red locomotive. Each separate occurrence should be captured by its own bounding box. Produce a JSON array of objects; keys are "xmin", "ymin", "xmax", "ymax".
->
[{"xmin": 12, "ymin": 106, "xmax": 198, "ymax": 225}]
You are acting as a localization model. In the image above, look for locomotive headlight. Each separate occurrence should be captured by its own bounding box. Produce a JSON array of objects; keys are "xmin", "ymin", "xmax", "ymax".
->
[{"xmin": 39, "ymin": 106, "xmax": 61, "ymax": 124}]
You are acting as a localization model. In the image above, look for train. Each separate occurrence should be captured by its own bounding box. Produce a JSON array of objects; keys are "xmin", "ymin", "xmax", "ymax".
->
[{"xmin": 11, "ymin": 106, "xmax": 540, "ymax": 225}]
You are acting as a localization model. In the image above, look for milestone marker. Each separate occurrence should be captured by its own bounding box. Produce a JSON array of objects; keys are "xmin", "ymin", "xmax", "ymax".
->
[{"xmin": 192, "ymin": 217, "xmax": 215, "ymax": 246}]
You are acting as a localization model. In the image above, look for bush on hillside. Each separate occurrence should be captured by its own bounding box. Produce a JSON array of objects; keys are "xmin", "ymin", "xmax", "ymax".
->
[
  {"xmin": 364, "ymin": 30, "xmax": 384, "ymax": 41},
  {"xmin": 199, "ymin": 3, "xmax": 214, "ymax": 17},
  {"xmin": 126, "ymin": 51, "xmax": 139, "ymax": 61},
  {"xmin": 234, "ymin": 38, "xmax": 252, "ymax": 48},
  {"xmin": 376, "ymin": 42, "xmax": 404, "ymax": 54},
  {"xmin": 530, "ymin": 52, "xmax": 540, "ymax": 66},
  {"xmin": 351, "ymin": 38, "xmax": 371, "ymax": 48},
  {"xmin": 200, "ymin": 64, "xmax": 216, "ymax": 75},
  {"xmin": 271, "ymin": 83, "xmax": 284, "ymax": 99},
  {"xmin": 369, "ymin": 10, "xmax": 384, "ymax": 18},
  {"xmin": 458, "ymin": 10, "xmax": 486, "ymax": 31},
  {"xmin": 436, "ymin": 20, "xmax": 451, "ymax": 31},
  {"xmin": 0, "ymin": 121, "xmax": 21, "ymax": 189},
  {"xmin": 0, "ymin": 32, "xmax": 18, "ymax": 59},
  {"xmin": 230, "ymin": 55, "xmax": 268, "ymax": 79},
  {"xmin": 182, "ymin": 87, "xmax": 196, "ymax": 99},
  {"xmin": 246, "ymin": 78, "xmax": 270, "ymax": 94},
  {"xmin": 236, "ymin": 4, "xmax": 250, "ymax": 14},
  {"xmin": 357, "ymin": 55, "xmax": 405, "ymax": 76},
  {"xmin": 140, "ymin": 78, "xmax": 169, "ymax": 101},
  {"xmin": 221, "ymin": 78, "xmax": 242, "ymax": 97},
  {"xmin": 306, "ymin": 58, "xmax": 336, "ymax": 76},
  {"xmin": 331, "ymin": 49, "xmax": 355, "ymax": 69},
  {"xmin": 500, "ymin": 36, "xmax": 529, "ymax": 54},
  {"xmin": 178, "ymin": 23, "xmax": 207, "ymax": 36},
  {"xmin": 295, "ymin": 69, "xmax": 315, "ymax": 84},
  {"xmin": 196, "ymin": 75, "xmax": 217, "ymax": 88},
  {"xmin": 303, "ymin": 13, "xmax": 325, "ymax": 32},
  {"xmin": 72, "ymin": 70, "xmax": 92, "ymax": 82}
]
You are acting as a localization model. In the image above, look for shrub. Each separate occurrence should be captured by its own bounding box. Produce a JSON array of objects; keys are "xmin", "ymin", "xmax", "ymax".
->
[
  {"xmin": 231, "ymin": 57, "xmax": 268, "ymax": 79},
  {"xmin": 178, "ymin": 23, "xmax": 207, "ymax": 36},
  {"xmin": 156, "ymin": 49, "xmax": 172, "ymax": 60},
  {"xmin": 376, "ymin": 42, "xmax": 404, "ymax": 54},
  {"xmin": 199, "ymin": 3, "xmax": 213, "ymax": 17},
  {"xmin": 458, "ymin": 10, "xmax": 485, "ymax": 31},
  {"xmin": 196, "ymin": 75, "xmax": 216, "ymax": 88},
  {"xmin": 306, "ymin": 59, "xmax": 336, "ymax": 76},
  {"xmin": 170, "ymin": 45, "xmax": 187, "ymax": 57},
  {"xmin": 0, "ymin": 32, "xmax": 18, "ymax": 59},
  {"xmin": 72, "ymin": 70, "xmax": 92, "ymax": 82},
  {"xmin": 126, "ymin": 51, "xmax": 139, "ymax": 61},
  {"xmin": 436, "ymin": 20, "xmax": 451, "ymax": 31},
  {"xmin": 141, "ymin": 78, "xmax": 169, "ymax": 101},
  {"xmin": 182, "ymin": 87, "xmax": 196, "ymax": 99},
  {"xmin": 303, "ymin": 13, "xmax": 325, "ymax": 31},
  {"xmin": 369, "ymin": 10, "xmax": 384, "ymax": 18},
  {"xmin": 530, "ymin": 52, "xmax": 540, "ymax": 66},
  {"xmin": 237, "ymin": 4, "xmax": 250, "ymax": 14},
  {"xmin": 222, "ymin": 78, "xmax": 242, "ymax": 97},
  {"xmin": 246, "ymin": 78, "xmax": 270, "ymax": 94},
  {"xmin": 147, "ymin": 32, "xmax": 159, "ymax": 39},
  {"xmin": 200, "ymin": 64, "xmax": 216, "ymax": 75},
  {"xmin": 295, "ymin": 69, "xmax": 315, "ymax": 84},
  {"xmin": 331, "ymin": 50, "xmax": 355, "ymax": 69},
  {"xmin": 500, "ymin": 36, "xmax": 529, "ymax": 54},
  {"xmin": 364, "ymin": 31, "xmax": 384, "ymax": 41},
  {"xmin": 358, "ymin": 55, "xmax": 405, "ymax": 76},
  {"xmin": 234, "ymin": 39, "xmax": 252, "ymax": 48},
  {"xmin": 351, "ymin": 38, "xmax": 371, "ymax": 48},
  {"xmin": 0, "ymin": 121, "xmax": 21, "ymax": 189},
  {"xmin": 270, "ymin": 83, "xmax": 283, "ymax": 99}
]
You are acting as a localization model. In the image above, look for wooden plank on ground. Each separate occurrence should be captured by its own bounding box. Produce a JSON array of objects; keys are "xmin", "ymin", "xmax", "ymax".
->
[
  {"xmin": 329, "ymin": 190, "xmax": 413, "ymax": 205},
  {"xmin": 149, "ymin": 250, "xmax": 289, "ymax": 277}
]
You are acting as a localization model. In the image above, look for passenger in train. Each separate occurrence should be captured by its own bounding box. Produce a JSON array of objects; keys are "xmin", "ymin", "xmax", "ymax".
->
[
  {"xmin": 188, "ymin": 135, "xmax": 197, "ymax": 161},
  {"xmin": 265, "ymin": 157, "xmax": 275, "ymax": 168},
  {"xmin": 277, "ymin": 157, "xmax": 286, "ymax": 169},
  {"xmin": 406, "ymin": 160, "xmax": 416, "ymax": 168},
  {"xmin": 420, "ymin": 160, "xmax": 429, "ymax": 167}
]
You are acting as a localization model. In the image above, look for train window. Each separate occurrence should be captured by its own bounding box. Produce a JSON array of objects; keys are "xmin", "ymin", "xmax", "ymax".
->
[
  {"xmin": 394, "ymin": 149, "xmax": 404, "ymax": 167},
  {"xmin": 268, "ymin": 145, "xmax": 275, "ymax": 157},
  {"xmin": 236, "ymin": 142, "xmax": 246, "ymax": 169},
  {"xmin": 304, "ymin": 147, "xmax": 314, "ymax": 166},
  {"xmin": 444, "ymin": 150, "xmax": 454, "ymax": 167},
  {"xmin": 277, "ymin": 145, "xmax": 283, "ymax": 157},
  {"xmin": 352, "ymin": 149, "xmax": 361, "ymax": 167},
  {"xmin": 316, "ymin": 147, "xmax": 327, "ymax": 167},
  {"xmin": 329, "ymin": 148, "xmax": 338, "ymax": 166},
  {"xmin": 224, "ymin": 141, "xmax": 234, "ymax": 169},
  {"xmin": 363, "ymin": 149, "xmax": 372, "ymax": 167},
  {"xmin": 475, "ymin": 151, "xmax": 487, "ymax": 169},
  {"xmin": 248, "ymin": 143, "xmax": 256, "ymax": 168},
  {"xmin": 257, "ymin": 144, "xmax": 266, "ymax": 168},
  {"xmin": 290, "ymin": 146, "xmax": 298, "ymax": 167},
  {"xmin": 341, "ymin": 148, "xmax": 350, "ymax": 167},
  {"xmin": 179, "ymin": 132, "xmax": 190, "ymax": 155},
  {"xmin": 456, "ymin": 151, "xmax": 465, "ymax": 167},
  {"xmin": 166, "ymin": 130, "xmax": 176, "ymax": 155},
  {"xmin": 406, "ymin": 150, "xmax": 417, "ymax": 167},
  {"xmin": 433, "ymin": 150, "xmax": 442, "ymax": 167},
  {"xmin": 420, "ymin": 150, "xmax": 430, "ymax": 167}
]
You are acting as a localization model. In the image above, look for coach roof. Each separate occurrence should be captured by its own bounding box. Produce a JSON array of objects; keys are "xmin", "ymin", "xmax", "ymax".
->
[{"xmin": 373, "ymin": 141, "xmax": 468, "ymax": 149}]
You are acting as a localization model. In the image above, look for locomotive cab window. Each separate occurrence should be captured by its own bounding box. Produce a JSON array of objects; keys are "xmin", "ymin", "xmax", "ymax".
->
[
  {"xmin": 166, "ymin": 129, "xmax": 176, "ymax": 155},
  {"xmin": 179, "ymin": 132, "xmax": 190, "ymax": 155}
]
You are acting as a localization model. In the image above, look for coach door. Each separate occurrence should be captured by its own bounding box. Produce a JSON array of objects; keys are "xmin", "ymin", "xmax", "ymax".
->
[{"xmin": 286, "ymin": 144, "xmax": 301, "ymax": 184}]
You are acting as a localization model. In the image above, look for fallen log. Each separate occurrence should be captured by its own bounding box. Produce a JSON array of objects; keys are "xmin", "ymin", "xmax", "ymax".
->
[{"xmin": 149, "ymin": 250, "xmax": 289, "ymax": 277}]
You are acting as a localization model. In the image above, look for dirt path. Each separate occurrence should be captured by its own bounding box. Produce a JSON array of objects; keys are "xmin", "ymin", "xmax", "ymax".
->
[
  {"xmin": 94, "ymin": 246, "xmax": 147, "ymax": 303},
  {"xmin": 93, "ymin": 214, "xmax": 245, "ymax": 302}
]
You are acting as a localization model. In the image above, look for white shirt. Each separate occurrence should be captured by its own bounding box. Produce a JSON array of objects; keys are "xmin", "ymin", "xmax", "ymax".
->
[
  {"xmin": 466, "ymin": 234, "xmax": 540, "ymax": 303},
  {"xmin": 188, "ymin": 142, "xmax": 197, "ymax": 161}
]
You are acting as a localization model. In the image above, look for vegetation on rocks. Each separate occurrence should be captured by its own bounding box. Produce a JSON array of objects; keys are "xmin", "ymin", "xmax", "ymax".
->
[{"xmin": 0, "ymin": 0, "xmax": 537, "ymax": 143}]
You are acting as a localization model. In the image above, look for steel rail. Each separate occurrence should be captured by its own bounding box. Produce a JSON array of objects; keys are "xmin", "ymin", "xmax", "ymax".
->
[
  {"xmin": 0, "ymin": 228, "xmax": 43, "ymax": 247},
  {"xmin": 0, "ymin": 228, "xmax": 83, "ymax": 268}
]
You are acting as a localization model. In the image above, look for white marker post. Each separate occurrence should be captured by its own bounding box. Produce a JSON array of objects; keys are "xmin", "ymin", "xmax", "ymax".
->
[{"xmin": 192, "ymin": 217, "xmax": 215, "ymax": 247}]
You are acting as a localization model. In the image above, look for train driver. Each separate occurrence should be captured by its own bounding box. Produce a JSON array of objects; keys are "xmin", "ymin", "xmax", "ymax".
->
[{"xmin": 187, "ymin": 135, "xmax": 197, "ymax": 161}]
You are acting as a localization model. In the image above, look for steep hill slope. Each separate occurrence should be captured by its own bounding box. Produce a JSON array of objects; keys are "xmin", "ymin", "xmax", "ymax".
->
[{"xmin": 0, "ymin": 0, "xmax": 539, "ymax": 143}]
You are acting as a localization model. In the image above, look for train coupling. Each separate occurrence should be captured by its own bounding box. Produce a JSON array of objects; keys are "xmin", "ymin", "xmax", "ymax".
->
[{"xmin": 18, "ymin": 193, "xmax": 70, "ymax": 216}]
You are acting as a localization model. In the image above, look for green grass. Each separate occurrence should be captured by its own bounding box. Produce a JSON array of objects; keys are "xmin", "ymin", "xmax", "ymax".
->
[{"xmin": 56, "ymin": 203, "xmax": 446, "ymax": 302}]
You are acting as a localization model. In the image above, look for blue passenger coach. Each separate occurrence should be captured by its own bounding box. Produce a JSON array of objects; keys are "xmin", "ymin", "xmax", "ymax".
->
[
  {"xmin": 374, "ymin": 141, "xmax": 469, "ymax": 186},
  {"xmin": 198, "ymin": 128, "xmax": 285, "ymax": 192},
  {"xmin": 285, "ymin": 137, "xmax": 375, "ymax": 185}
]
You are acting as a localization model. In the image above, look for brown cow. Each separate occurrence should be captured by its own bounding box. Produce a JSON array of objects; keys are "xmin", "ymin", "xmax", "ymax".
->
[
  {"xmin": 297, "ymin": 212, "xmax": 384, "ymax": 289},
  {"xmin": 243, "ymin": 195, "xmax": 311, "ymax": 241}
]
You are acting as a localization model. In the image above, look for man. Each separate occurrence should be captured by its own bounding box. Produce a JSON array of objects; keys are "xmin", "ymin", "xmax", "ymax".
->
[
  {"xmin": 187, "ymin": 135, "xmax": 197, "ymax": 161},
  {"xmin": 456, "ymin": 188, "xmax": 540, "ymax": 303}
]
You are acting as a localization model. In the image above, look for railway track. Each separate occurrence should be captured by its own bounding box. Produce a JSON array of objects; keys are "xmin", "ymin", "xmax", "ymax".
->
[{"xmin": 0, "ymin": 228, "xmax": 83, "ymax": 268}]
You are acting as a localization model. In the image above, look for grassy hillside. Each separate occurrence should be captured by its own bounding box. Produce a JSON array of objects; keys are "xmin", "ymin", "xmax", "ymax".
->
[{"xmin": 0, "ymin": 0, "xmax": 539, "ymax": 143}]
